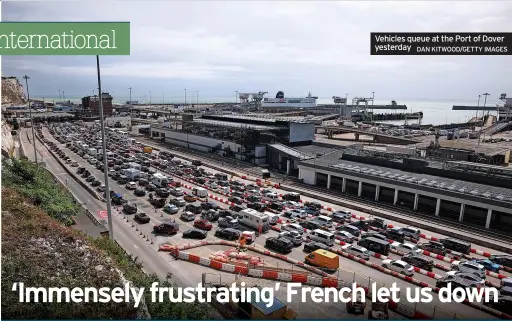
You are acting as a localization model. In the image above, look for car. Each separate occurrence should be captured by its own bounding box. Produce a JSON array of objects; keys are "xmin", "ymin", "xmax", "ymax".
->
[
  {"xmin": 134, "ymin": 187, "xmax": 146, "ymax": 197},
  {"xmin": 281, "ymin": 223, "xmax": 304, "ymax": 235},
  {"xmin": 85, "ymin": 176, "xmax": 95, "ymax": 182},
  {"xmin": 91, "ymin": 180, "xmax": 101, "ymax": 187},
  {"xmin": 194, "ymin": 219, "xmax": 213, "ymax": 231},
  {"xmin": 218, "ymin": 209, "xmax": 236, "ymax": 218},
  {"xmin": 402, "ymin": 253, "xmax": 434, "ymax": 272},
  {"xmin": 123, "ymin": 203, "xmax": 137, "ymax": 214},
  {"xmin": 184, "ymin": 194, "xmax": 197, "ymax": 202},
  {"xmin": 266, "ymin": 237, "xmax": 294, "ymax": 253},
  {"xmin": 153, "ymin": 221, "xmax": 179, "ymax": 235},
  {"xmin": 201, "ymin": 202, "xmax": 219, "ymax": 211},
  {"xmin": 97, "ymin": 184, "xmax": 106, "ymax": 192},
  {"xmin": 471, "ymin": 259, "xmax": 500, "ymax": 273},
  {"xmin": 247, "ymin": 202, "xmax": 266, "ymax": 212},
  {"xmin": 180, "ymin": 211, "xmax": 196, "ymax": 222},
  {"xmin": 304, "ymin": 206, "xmax": 321, "ymax": 216},
  {"xmin": 214, "ymin": 228, "xmax": 240, "ymax": 240},
  {"xmin": 303, "ymin": 241, "xmax": 331, "ymax": 253},
  {"xmin": 282, "ymin": 201, "xmax": 301, "ymax": 209},
  {"xmin": 146, "ymin": 183, "xmax": 157, "ymax": 192},
  {"xmin": 335, "ymin": 231, "xmax": 356, "ymax": 243},
  {"xmin": 301, "ymin": 220, "xmax": 322, "ymax": 231},
  {"xmin": 336, "ymin": 224, "xmax": 361, "ymax": 237},
  {"xmin": 170, "ymin": 197, "xmax": 187, "ymax": 207},
  {"xmin": 183, "ymin": 229, "xmax": 207, "ymax": 239},
  {"xmin": 134, "ymin": 213, "xmax": 150, "ymax": 224},
  {"xmin": 484, "ymin": 296, "xmax": 512, "ymax": 315},
  {"xmin": 384, "ymin": 228, "xmax": 405, "ymax": 243},
  {"xmin": 138, "ymin": 178, "xmax": 149, "ymax": 186},
  {"xmin": 391, "ymin": 242, "xmax": 422, "ymax": 255},
  {"xmin": 444, "ymin": 271, "xmax": 485, "ymax": 285},
  {"xmin": 201, "ymin": 209, "xmax": 220, "ymax": 222},
  {"xmin": 331, "ymin": 210, "xmax": 352, "ymax": 223},
  {"xmin": 451, "ymin": 261, "xmax": 486, "ymax": 279},
  {"xmin": 418, "ymin": 241, "xmax": 446, "ymax": 256},
  {"xmin": 284, "ymin": 209, "xmax": 307, "ymax": 220},
  {"xmin": 228, "ymin": 196, "xmax": 243, "ymax": 205},
  {"xmin": 156, "ymin": 188, "xmax": 170, "ymax": 198},
  {"xmin": 229, "ymin": 204, "xmax": 246, "ymax": 212},
  {"xmin": 490, "ymin": 255, "xmax": 512, "ymax": 269},
  {"xmin": 170, "ymin": 187, "xmax": 184, "ymax": 196},
  {"xmin": 399, "ymin": 227, "xmax": 421, "ymax": 241},
  {"xmin": 381, "ymin": 259, "xmax": 414, "ymax": 276},
  {"xmin": 367, "ymin": 218, "xmax": 387, "ymax": 230},
  {"xmin": 278, "ymin": 231, "xmax": 303, "ymax": 246},
  {"xmin": 77, "ymin": 167, "xmax": 85, "ymax": 174},
  {"xmin": 218, "ymin": 217, "xmax": 239, "ymax": 229},
  {"xmin": 342, "ymin": 244, "xmax": 371, "ymax": 260},
  {"xmin": 436, "ymin": 276, "xmax": 480, "ymax": 290},
  {"xmin": 350, "ymin": 220, "xmax": 369, "ymax": 232},
  {"xmin": 161, "ymin": 203, "xmax": 178, "ymax": 214},
  {"xmin": 361, "ymin": 232, "xmax": 388, "ymax": 242},
  {"xmin": 246, "ymin": 195, "xmax": 261, "ymax": 203},
  {"xmin": 149, "ymin": 197, "xmax": 166, "ymax": 208}
]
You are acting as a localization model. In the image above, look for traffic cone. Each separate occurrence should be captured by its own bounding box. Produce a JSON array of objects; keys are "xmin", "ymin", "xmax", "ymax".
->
[
  {"xmin": 132, "ymin": 223, "xmax": 134, "ymax": 228},
  {"xmin": 135, "ymin": 227, "xmax": 138, "ymax": 231},
  {"xmin": 139, "ymin": 231, "xmax": 143, "ymax": 235}
]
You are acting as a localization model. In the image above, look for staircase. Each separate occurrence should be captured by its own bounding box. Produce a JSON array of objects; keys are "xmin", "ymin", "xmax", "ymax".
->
[{"xmin": 484, "ymin": 121, "xmax": 512, "ymax": 136}]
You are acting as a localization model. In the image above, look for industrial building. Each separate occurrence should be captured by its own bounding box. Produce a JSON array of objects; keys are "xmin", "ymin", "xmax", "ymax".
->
[
  {"xmin": 81, "ymin": 93, "xmax": 113, "ymax": 117},
  {"xmin": 297, "ymin": 148, "xmax": 512, "ymax": 234},
  {"xmin": 150, "ymin": 114, "xmax": 316, "ymax": 165}
]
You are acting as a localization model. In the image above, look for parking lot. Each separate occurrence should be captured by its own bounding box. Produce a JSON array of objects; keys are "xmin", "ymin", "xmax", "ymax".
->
[{"xmin": 38, "ymin": 122, "xmax": 512, "ymax": 319}]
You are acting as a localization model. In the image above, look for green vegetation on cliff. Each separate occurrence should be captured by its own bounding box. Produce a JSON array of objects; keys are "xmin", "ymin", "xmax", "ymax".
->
[{"xmin": 2, "ymin": 159, "xmax": 211, "ymax": 319}]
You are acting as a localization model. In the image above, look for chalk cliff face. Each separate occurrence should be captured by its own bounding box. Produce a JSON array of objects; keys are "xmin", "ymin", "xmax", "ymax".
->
[
  {"xmin": 1, "ymin": 120, "xmax": 14, "ymax": 158},
  {"xmin": 2, "ymin": 75, "xmax": 26, "ymax": 107}
]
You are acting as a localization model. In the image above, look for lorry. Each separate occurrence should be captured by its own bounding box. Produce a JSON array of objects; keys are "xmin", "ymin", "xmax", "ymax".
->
[
  {"xmin": 192, "ymin": 187, "xmax": 208, "ymax": 198},
  {"xmin": 305, "ymin": 249, "xmax": 339, "ymax": 272},
  {"xmin": 239, "ymin": 208, "xmax": 270, "ymax": 233}
]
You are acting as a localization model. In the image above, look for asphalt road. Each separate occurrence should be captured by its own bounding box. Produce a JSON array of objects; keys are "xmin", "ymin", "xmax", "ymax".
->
[{"xmin": 29, "ymin": 126, "xmax": 501, "ymax": 319}]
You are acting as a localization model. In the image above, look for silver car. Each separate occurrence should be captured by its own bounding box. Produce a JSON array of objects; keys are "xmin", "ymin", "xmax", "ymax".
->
[
  {"xmin": 342, "ymin": 244, "xmax": 371, "ymax": 260},
  {"xmin": 451, "ymin": 261, "xmax": 486, "ymax": 279},
  {"xmin": 279, "ymin": 231, "xmax": 303, "ymax": 246}
]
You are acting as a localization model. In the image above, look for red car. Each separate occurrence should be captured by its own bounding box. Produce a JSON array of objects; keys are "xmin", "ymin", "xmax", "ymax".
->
[{"xmin": 193, "ymin": 219, "xmax": 212, "ymax": 231}]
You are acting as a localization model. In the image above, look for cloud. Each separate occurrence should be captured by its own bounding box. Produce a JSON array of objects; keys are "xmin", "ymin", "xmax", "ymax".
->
[{"xmin": 2, "ymin": 1, "xmax": 512, "ymax": 100}]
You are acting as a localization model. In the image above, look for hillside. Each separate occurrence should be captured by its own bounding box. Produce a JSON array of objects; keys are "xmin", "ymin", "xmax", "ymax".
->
[
  {"xmin": 1, "ymin": 159, "xmax": 211, "ymax": 319},
  {"xmin": 2, "ymin": 75, "xmax": 26, "ymax": 107}
]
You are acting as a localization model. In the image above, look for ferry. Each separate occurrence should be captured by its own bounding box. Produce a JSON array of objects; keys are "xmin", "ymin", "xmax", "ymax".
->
[{"xmin": 261, "ymin": 91, "xmax": 317, "ymax": 108}]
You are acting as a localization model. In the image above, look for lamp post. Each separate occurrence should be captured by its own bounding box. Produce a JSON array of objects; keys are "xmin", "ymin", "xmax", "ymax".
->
[
  {"xmin": 196, "ymin": 91, "xmax": 199, "ymax": 105},
  {"xmin": 184, "ymin": 89, "xmax": 187, "ymax": 105},
  {"xmin": 96, "ymin": 55, "xmax": 114, "ymax": 239},
  {"xmin": 149, "ymin": 91, "xmax": 152, "ymax": 105},
  {"xmin": 23, "ymin": 75, "xmax": 38, "ymax": 164}
]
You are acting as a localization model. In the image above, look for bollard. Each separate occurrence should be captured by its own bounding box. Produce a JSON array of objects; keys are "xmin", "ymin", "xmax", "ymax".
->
[
  {"xmin": 151, "ymin": 239, "xmax": 154, "ymax": 244},
  {"xmin": 135, "ymin": 227, "xmax": 138, "ymax": 231},
  {"xmin": 132, "ymin": 223, "xmax": 134, "ymax": 228}
]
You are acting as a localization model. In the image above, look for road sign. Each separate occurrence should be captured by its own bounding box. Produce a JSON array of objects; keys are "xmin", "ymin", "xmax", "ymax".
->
[{"xmin": 98, "ymin": 210, "xmax": 108, "ymax": 218}]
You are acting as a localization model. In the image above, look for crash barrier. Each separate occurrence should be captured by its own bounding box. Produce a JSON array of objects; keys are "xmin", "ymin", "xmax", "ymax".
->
[{"xmin": 159, "ymin": 240, "xmax": 475, "ymax": 319}]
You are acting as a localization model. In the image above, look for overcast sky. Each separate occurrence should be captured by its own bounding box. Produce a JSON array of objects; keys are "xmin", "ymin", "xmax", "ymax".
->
[{"xmin": 2, "ymin": 1, "xmax": 511, "ymax": 102}]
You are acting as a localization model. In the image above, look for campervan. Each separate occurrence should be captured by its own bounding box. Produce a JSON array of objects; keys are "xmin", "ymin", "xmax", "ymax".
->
[
  {"xmin": 152, "ymin": 173, "xmax": 169, "ymax": 188},
  {"xmin": 239, "ymin": 208, "xmax": 270, "ymax": 232}
]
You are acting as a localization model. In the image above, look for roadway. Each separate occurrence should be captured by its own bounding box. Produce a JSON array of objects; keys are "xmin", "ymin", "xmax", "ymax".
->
[{"xmin": 33, "ymin": 126, "xmax": 504, "ymax": 319}]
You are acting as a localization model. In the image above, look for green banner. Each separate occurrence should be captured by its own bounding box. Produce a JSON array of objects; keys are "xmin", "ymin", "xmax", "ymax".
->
[{"xmin": 0, "ymin": 22, "xmax": 130, "ymax": 55}]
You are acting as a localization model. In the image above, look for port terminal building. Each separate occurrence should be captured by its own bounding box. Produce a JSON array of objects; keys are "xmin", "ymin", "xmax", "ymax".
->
[
  {"xmin": 297, "ymin": 148, "xmax": 512, "ymax": 235},
  {"xmin": 149, "ymin": 114, "xmax": 316, "ymax": 166}
]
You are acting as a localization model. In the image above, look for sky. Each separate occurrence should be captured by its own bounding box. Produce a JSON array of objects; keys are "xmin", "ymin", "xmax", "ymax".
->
[{"xmin": 2, "ymin": 1, "xmax": 512, "ymax": 103}]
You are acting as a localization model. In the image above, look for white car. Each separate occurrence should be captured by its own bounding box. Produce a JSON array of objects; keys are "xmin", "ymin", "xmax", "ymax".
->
[
  {"xmin": 125, "ymin": 182, "xmax": 137, "ymax": 190},
  {"xmin": 342, "ymin": 244, "xmax": 371, "ymax": 260},
  {"xmin": 445, "ymin": 271, "xmax": 485, "ymax": 285},
  {"xmin": 283, "ymin": 201, "xmax": 301, "ymax": 209},
  {"xmin": 281, "ymin": 223, "xmax": 304, "ymax": 235},
  {"xmin": 284, "ymin": 209, "xmax": 307, "ymax": 220},
  {"xmin": 381, "ymin": 259, "xmax": 415, "ymax": 276},
  {"xmin": 451, "ymin": 261, "xmax": 486, "ymax": 279},
  {"xmin": 391, "ymin": 242, "xmax": 422, "ymax": 255},
  {"xmin": 278, "ymin": 231, "xmax": 303, "ymax": 245}
]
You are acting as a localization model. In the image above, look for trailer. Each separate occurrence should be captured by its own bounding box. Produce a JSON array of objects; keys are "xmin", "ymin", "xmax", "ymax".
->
[
  {"xmin": 239, "ymin": 208, "xmax": 270, "ymax": 233},
  {"xmin": 152, "ymin": 173, "xmax": 169, "ymax": 188}
]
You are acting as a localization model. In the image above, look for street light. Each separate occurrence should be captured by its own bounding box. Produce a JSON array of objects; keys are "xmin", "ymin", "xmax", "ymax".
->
[
  {"xmin": 149, "ymin": 91, "xmax": 152, "ymax": 105},
  {"xmin": 96, "ymin": 55, "xmax": 114, "ymax": 239},
  {"xmin": 196, "ymin": 91, "xmax": 199, "ymax": 105},
  {"xmin": 23, "ymin": 75, "xmax": 38, "ymax": 164},
  {"xmin": 184, "ymin": 89, "xmax": 187, "ymax": 105}
]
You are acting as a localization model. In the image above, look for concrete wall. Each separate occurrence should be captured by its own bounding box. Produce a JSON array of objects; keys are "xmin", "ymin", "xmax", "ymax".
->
[{"xmin": 299, "ymin": 168, "xmax": 316, "ymax": 185}]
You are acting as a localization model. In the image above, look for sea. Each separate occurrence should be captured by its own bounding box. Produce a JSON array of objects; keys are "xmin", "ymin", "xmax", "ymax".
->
[{"xmin": 38, "ymin": 96, "xmax": 504, "ymax": 126}]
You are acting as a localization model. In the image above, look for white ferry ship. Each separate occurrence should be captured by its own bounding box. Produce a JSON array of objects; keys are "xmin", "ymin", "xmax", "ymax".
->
[{"xmin": 261, "ymin": 91, "xmax": 317, "ymax": 108}]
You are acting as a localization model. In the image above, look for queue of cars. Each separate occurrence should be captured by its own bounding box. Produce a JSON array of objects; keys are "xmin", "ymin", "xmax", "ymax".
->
[{"xmin": 41, "ymin": 123, "xmax": 512, "ymax": 313}]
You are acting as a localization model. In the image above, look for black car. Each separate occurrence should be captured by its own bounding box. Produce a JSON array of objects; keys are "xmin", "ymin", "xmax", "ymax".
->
[
  {"xmin": 91, "ymin": 180, "xmax": 101, "ymax": 187},
  {"xmin": 246, "ymin": 195, "xmax": 261, "ymax": 203},
  {"xmin": 201, "ymin": 202, "xmax": 219, "ymax": 211},
  {"xmin": 156, "ymin": 188, "xmax": 170, "ymax": 198},
  {"xmin": 231, "ymin": 191, "xmax": 245, "ymax": 198},
  {"xmin": 336, "ymin": 224, "xmax": 361, "ymax": 237},
  {"xmin": 247, "ymin": 202, "xmax": 266, "ymax": 212},
  {"xmin": 228, "ymin": 196, "xmax": 243, "ymax": 205},
  {"xmin": 303, "ymin": 241, "xmax": 331, "ymax": 253},
  {"xmin": 300, "ymin": 220, "xmax": 322, "ymax": 231},
  {"xmin": 305, "ymin": 201, "xmax": 322, "ymax": 210},
  {"xmin": 485, "ymin": 296, "xmax": 512, "ymax": 315},
  {"xmin": 266, "ymin": 237, "xmax": 294, "ymax": 253},
  {"xmin": 77, "ymin": 167, "xmax": 85, "ymax": 174},
  {"xmin": 185, "ymin": 204, "xmax": 202, "ymax": 215},
  {"xmin": 402, "ymin": 253, "xmax": 434, "ymax": 272},
  {"xmin": 214, "ymin": 228, "xmax": 240, "ymax": 240},
  {"xmin": 490, "ymin": 255, "xmax": 512, "ymax": 269},
  {"xmin": 367, "ymin": 218, "xmax": 387, "ymax": 230},
  {"xmin": 331, "ymin": 211, "xmax": 352, "ymax": 223},
  {"xmin": 134, "ymin": 187, "xmax": 146, "ymax": 197},
  {"xmin": 436, "ymin": 276, "xmax": 478, "ymax": 290},
  {"xmin": 399, "ymin": 227, "xmax": 421, "ymax": 241},
  {"xmin": 267, "ymin": 201, "xmax": 283, "ymax": 212},
  {"xmin": 138, "ymin": 178, "xmax": 149, "ymax": 186},
  {"xmin": 123, "ymin": 203, "xmax": 137, "ymax": 214},
  {"xmin": 183, "ymin": 229, "xmax": 207, "ymax": 239},
  {"xmin": 440, "ymin": 238, "xmax": 471, "ymax": 255},
  {"xmin": 384, "ymin": 228, "xmax": 405, "ymax": 243},
  {"xmin": 134, "ymin": 213, "xmax": 150, "ymax": 224},
  {"xmin": 419, "ymin": 241, "xmax": 447, "ymax": 256},
  {"xmin": 85, "ymin": 175, "xmax": 95, "ymax": 182},
  {"xmin": 229, "ymin": 204, "xmax": 246, "ymax": 212},
  {"xmin": 361, "ymin": 232, "xmax": 388, "ymax": 242},
  {"xmin": 153, "ymin": 221, "xmax": 179, "ymax": 235},
  {"xmin": 146, "ymin": 183, "xmax": 157, "ymax": 192},
  {"xmin": 350, "ymin": 220, "xmax": 369, "ymax": 232},
  {"xmin": 218, "ymin": 209, "xmax": 236, "ymax": 218}
]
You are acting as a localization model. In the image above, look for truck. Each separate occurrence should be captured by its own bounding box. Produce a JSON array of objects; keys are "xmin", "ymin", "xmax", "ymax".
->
[
  {"xmin": 152, "ymin": 173, "xmax": 169, "ymax": 188},
  {"xmin": 239, "ymin": 208, "xmax": 270, "ymax": 233},
  {"xmin": 143, "ymin": 146, "xmax": 153, "ymax": 153}
]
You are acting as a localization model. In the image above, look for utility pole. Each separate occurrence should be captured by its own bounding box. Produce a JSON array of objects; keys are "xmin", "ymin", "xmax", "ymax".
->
[
  {"xmin": 184, "ymin": 89, "xmax": 187, "ymax": 105},
  {"xmin": 196, "ymin": 91, "xmax": 199, "ymax": 105},
  {"xmin": 59, "ymin": 89, "xmax": 61, "ymax": 102},
  {"xmin": 23, "ymin": 75, "xmax": 38, "ymax": 164},
  {"xmin": 129, "ymin": 87, "xmax": 133, "ymax": 129},
  {"xmin": 96, "ymin": 55, "xmax": 114, "ymax": 239},
  {"xmin": 149, "ymin": 91, "xmax": 152, "ymax": 105},
  {"xmin": 63, "ymin": 91, "xmax": 65, "ymax": 102}
]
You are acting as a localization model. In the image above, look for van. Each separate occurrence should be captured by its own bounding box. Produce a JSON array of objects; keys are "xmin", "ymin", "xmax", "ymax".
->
[
  {"xmin": 192, "ymin": 187, "xmax": 208, "ymax": 198},
  {"xmin": 308, "ymin": 229, "xmax": 335, "ymax": 246},
  {"xmin": 262, "ymin": 192, "xmax": 279, "ymax": 202},
  {"xmin": 264, "ymin": 212, "xmax": 279, "ymax": 225},
  {"xmin": 316, "ymin": 215, "xmax": 333, "ymax": 228},
  {"xmin": 358, "ymin": 237, "xmax": 390, "ymax": 256},
  {"xmin": 305, "ymin": 249, "xmax": 339, "ymax": 270},
  {"xmin": 440, "ymin": 238, "xmax": 471, "ymax": 255}
]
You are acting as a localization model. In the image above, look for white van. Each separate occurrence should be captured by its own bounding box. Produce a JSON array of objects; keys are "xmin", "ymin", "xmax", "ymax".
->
[
  {"xmin": 308, "ymin": 229, "xmax": 335, "ymax": 246},
  {"xmin": 316, "ymin": 215, "xmax": 333, "ymax": 228},
  {"xmin": 192, "ymin": 187, "xmax": 208, "ymax": 198},
  {"xmin": 262, "ymin": 192, "xmax": 279, "ymax": 202},
  {"xmin": 264, "ymin": 212, "xmax": 279, "ymax": 225}
]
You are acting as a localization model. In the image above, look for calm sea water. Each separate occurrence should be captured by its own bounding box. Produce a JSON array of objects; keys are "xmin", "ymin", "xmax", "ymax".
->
[{"xmin": 39, "ymin": 96, "xmax": 503, "ymax": 126}]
